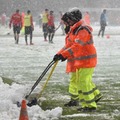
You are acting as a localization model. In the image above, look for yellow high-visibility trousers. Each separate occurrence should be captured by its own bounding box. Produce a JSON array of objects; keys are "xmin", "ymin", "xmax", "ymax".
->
[
  {"xmin": 69, "ymin": 68, "xmax": 101, "ymax": 108},
  {"xmin": 69, "ymin": 71, "xmax": 79, "ymax": 100}
]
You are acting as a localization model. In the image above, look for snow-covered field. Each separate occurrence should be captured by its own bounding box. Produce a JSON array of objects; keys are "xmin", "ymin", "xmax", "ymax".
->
[{"xmin": 0, "ymin": 25, "xmax": 120, "ymax": 119}]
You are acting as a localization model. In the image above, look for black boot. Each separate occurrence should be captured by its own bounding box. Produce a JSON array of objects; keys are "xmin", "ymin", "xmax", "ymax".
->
[
  {"xmin": 27, "ymin": 98, "xmax": 38, "ymax": 107},
  {"xmin": 78, "ymin": 107, "xmax": 96, "ymax": 112},
  {"xmin": 64, "ymin": 100, "xmax": 78, "ymax": 107}
]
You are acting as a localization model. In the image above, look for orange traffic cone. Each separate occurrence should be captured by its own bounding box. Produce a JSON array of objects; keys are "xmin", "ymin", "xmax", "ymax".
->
[{"xmin": 19, "ymin": 100, "xmax": 29, "ymax": 120}]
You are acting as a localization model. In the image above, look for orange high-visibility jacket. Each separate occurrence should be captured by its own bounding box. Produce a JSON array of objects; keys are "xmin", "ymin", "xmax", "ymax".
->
[{"xmin": 57, "ymin": 20, "xmax": 97, "ymax": 73}]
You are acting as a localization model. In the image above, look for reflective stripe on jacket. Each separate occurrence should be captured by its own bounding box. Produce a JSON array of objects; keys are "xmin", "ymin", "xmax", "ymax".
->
[{"xmin": 57, "ymin": 20, "xmax": 97, "ymax": 73}]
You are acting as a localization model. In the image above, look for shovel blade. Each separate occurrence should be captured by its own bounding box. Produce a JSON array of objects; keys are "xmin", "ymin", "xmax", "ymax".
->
[{"xmin": 27, "ymin": 98, "xmax": 38, "ymax": 107}]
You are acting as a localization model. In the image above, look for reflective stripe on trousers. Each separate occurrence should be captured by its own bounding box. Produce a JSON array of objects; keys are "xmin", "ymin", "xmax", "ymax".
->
[{"xmin": 69, "ymin": 68, "xmax": 101, "ymax": 108}]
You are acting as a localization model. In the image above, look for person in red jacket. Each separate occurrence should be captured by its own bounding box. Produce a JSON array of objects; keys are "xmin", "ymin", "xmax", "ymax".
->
[
  {"xmin": 53, "ymin": 8, "xmax": 102, "ymax": 112},
  {"xmin": 9, "ymin": 9, "xmax": 22, "ymax": 44},
  {"xmin": 47, "ymin": 11, "xmax": 55, "ymax": 43}
]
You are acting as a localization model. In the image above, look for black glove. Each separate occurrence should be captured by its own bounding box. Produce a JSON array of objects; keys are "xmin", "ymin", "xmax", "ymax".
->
[
  {"xmin": 58, "ymin": 54, "xmax": 67, "ymax": 61},
  {"xmin": 53, "ymin": 54, "xmax": 67, "ymax": 62},
  {"xmin": 53, "ymin": 54, "xmax": 60, "ymax": 61}
]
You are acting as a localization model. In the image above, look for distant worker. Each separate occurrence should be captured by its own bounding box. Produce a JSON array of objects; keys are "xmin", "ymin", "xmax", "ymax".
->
[
  {"xmin": 83, "ymin": 11, "xmax": 90, "ymax": 25},
  {"xmin": 9, "ymin": 9, "xmax": 22, "ymax": 44},
  {"xmin": 24, "ymin": 10, "xmax": 34, "ymax": 45},
  {"xmin": 42, "ymin": 9, "xmax": 49, "ymax": 41},
  {"xmin": 59, "ymin": 11, "xmax": 65, "ymax": 35},
  {"xmin": 98, "ymin": 9, "xmax": 107, "ymax": 37},
  {"xmin": 47, "ymin": 10, "xmax": 55, "ymax": 43}
]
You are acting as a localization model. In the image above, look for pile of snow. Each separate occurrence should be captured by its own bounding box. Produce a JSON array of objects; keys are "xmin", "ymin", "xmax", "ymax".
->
[{"xmin": 0, "ymin": 77, "xmax": 62, "ymax": 120}]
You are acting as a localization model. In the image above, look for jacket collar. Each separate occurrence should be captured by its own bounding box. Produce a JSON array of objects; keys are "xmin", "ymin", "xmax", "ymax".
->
[
  {"xmin": 71, "ymin": 20, "xmax": 83, "ymax": 30},
  {"xmin": 69, "ymin": 20, "xmax": 93, "ymax": 33}
]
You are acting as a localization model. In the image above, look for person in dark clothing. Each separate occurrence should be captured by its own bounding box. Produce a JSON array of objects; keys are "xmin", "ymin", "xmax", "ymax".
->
[{"xmin": 98, "ymin": 9, "xmax": 107, "ymax": 37}]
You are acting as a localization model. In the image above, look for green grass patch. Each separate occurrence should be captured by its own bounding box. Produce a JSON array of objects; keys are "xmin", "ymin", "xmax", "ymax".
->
[
  {"xmin": 2, "ymin": 76, "xmax": 120, "ymax": 119},
  {"xmin": 1, "ymin": 76, "xmax": 16, "ymax": 85},
  {"xmin": 36, "ymin": 82, "xmax": 120, "ymax": 120}
]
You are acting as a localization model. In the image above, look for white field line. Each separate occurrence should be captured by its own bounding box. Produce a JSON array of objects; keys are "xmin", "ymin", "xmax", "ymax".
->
[{"xmin": 61, "ymin": 113, "xmax": 110, "ymax": 118}]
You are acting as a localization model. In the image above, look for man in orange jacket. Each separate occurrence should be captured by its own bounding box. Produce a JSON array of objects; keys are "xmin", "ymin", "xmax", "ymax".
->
[{"xmin": 53, "ymin": 8, "xmax": 102, "ymax": 112}]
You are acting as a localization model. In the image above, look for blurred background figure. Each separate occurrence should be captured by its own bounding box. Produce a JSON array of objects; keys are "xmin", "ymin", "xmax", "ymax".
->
[
  {"xmin": 98, "ymin": 9, "xmax": 107, "ymax": 37},
  {"xmin": 38, "ymin": 14, "xmax": 42, "ymax": 28},
  {"xmin": 9, "ymin": 9, "xmax": 22, "ymax": 44},
  {"xmin": 47, "ymin": 10, "xmax": 55, "ymax": 43},
  {"xmin": 59, "ymin": 11, "xmax": 65, "ymax": 35},
  {"xmin": 83, "ymin": 11, "xmax": 90, "ymax": 25},
  {"xmin": 1, "ymin": 13, "xmax": 7, "ymax": 26},
  {"xmin": 21, "ymin": 12, "xmax": 25, "ymax": 34},
  {"xmin": 24, "ymin": 10, "xmax": 34, "ymax": 45},
  {"xmin": 42, "ymin": 9, "xmax": 49, "ymax": 41}
]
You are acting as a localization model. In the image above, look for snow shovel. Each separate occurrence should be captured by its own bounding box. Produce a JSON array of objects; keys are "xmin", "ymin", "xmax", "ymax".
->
[
  {"xmin": 27, "ymin": 60, "xmax": 58, "ymax": 107},
  {"xmin": 25, "ymin": 60, "xmax": 56, "ymax": 100},
  {"xmin": 16, "ymin": 60, "xmax": 57, "ymax": 107}
]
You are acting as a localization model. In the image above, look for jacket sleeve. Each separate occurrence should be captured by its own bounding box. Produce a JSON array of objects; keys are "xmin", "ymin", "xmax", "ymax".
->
[{"xmin": 57, "ymin": 35, "xmax": 72, "ymax": 55}]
